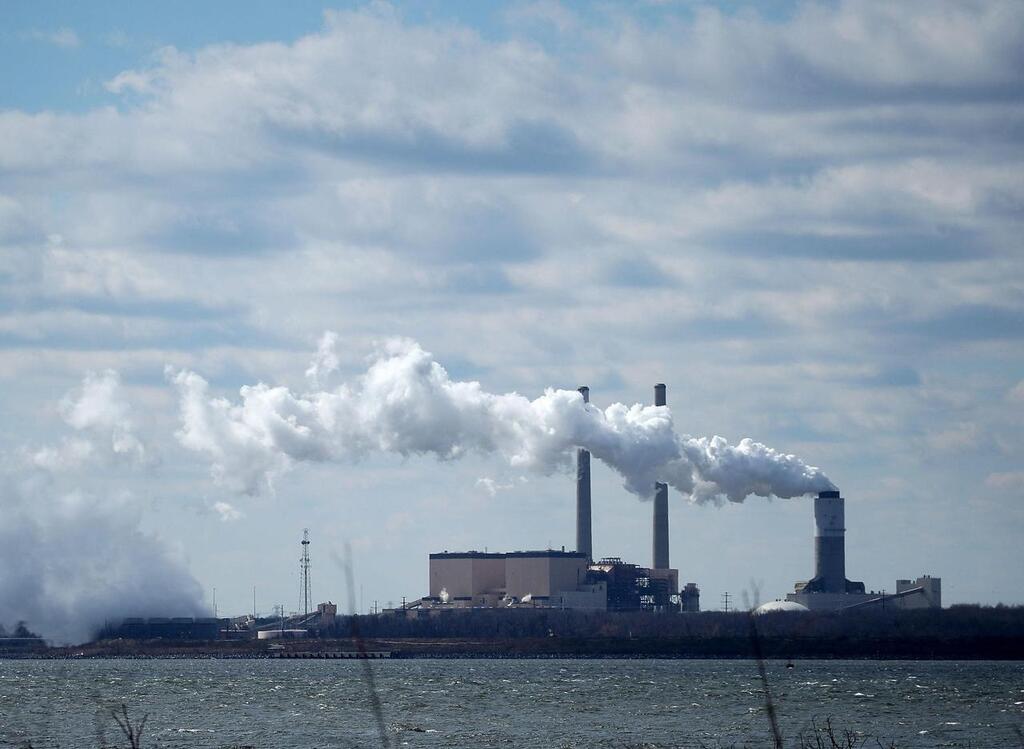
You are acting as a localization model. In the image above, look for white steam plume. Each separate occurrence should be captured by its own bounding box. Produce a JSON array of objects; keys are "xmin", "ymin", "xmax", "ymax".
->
[
  {"xmin": 0, "ymin": 476, "xmax": 208, "ymax": 645},
  {"xmin": 170, "ymin": 336, "xmax": 834, "ymax": 501},
  {"xmin": 30, "ymin": 370, "xmax": 149, "ymax": 471},
  {"xmin": 1, "ymin": 372, "xmax": 206, "ymax": 644}
]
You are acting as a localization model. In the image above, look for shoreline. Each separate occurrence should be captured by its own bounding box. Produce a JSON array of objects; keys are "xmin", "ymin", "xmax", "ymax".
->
[
  {"xmin": 5, "ymin": 635, "xmax": 1024, "ymax": 661},
  {"xmin": 5, "ymin": 654, "xmax": 1024, "ymax": 661}
]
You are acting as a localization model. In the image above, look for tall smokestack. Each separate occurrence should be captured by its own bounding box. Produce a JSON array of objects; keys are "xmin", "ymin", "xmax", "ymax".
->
[
  {"xmin": 652, "ymin": 384, "xmax": 669, "ymax": 569},
  {"xmin": 576, "ymin": 386, "xmax": 592, "ymax": 561},
  {"xmin": 814, "ymin": 490, "xmax": 846, "ymax": 592}
]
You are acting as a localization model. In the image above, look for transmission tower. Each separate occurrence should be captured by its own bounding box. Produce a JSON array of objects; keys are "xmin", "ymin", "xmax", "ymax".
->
[
  {"xmin": 300, "ymin": 528, "xmax": 312, "ymax": 619},
  {"xmin": 721, "ymin": 591, "xmax": 731, "ymax": 613}
]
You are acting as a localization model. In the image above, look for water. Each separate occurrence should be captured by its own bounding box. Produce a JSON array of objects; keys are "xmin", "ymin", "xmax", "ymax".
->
[{"xmin": 1, "ymin": 659, "xmax": 1021, "ymax": 748}]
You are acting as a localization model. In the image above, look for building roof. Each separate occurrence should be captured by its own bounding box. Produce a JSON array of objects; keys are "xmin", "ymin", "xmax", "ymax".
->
[
  {"xmin": 755, "ymin": 600, "xmax": 810, "ymax": 614},
  {"xmin": 430, "ymin": 550, "xmax": 588, "ymax": 560},
  {"xmin": 429, "ymin": 551, "xmax": 506, "ymax": 559},
  {"xmin": 505, "ymin": 550, "xmax": 587, "ymax": 559}
]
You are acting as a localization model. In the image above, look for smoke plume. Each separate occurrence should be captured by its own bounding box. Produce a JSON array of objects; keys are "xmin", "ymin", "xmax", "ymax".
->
[
  {"xmin": 1, "ymin": 371, "xmax": 206, "ymax": 644},
  {"xmin": 0, "ymin": 476, "xmax": 209, "ymax": 644},
  {"xmin": 170, "ymin": 336, "xmax": 834, "ymax": 501}
]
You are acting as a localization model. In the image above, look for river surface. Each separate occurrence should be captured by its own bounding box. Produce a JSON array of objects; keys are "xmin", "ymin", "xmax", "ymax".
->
[{"xmin": 1, "ymin": 659, "xmax": 1022, "ymax": 748}]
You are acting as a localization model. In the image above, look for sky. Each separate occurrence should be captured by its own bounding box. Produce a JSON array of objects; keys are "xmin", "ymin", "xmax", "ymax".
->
[{"xmin": 1, "ymin": 0, "xmax": 1022, "ymax": 640}]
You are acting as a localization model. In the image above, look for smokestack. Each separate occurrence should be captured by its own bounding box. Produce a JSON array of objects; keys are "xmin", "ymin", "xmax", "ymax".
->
[
  {"xmin": 576, "ymin": 386, "xmax": 592, "ymax": 561},
  {"xmin": 652, "ymin": 384, "xmax": 669, "ymax": 569},
  {"xmin": 814, "ymin": 490, "xmax": 846, "ymax": 593}
]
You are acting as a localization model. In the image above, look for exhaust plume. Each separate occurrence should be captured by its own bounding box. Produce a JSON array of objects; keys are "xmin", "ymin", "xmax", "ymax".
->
[
  {"xmin": 1, "ymin": 372, "xmax": 207, "ymax": 644},
  {"xmin": 30, "ymin": 369, "xmax": 149, "ymax": 471},
  {"xmin": 170, "ymin": 336, "xmax": 834, "ymax": 501},
  {"xmin": 0, "ymin": 477, "xmax": 209, "ymax": 644}
]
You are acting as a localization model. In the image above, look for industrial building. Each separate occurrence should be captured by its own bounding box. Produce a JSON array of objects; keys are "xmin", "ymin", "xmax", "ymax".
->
[
  {"xmin": 414, "ymin": 387, "xmax": 940, "ymax": 617},
  {"xmin": 416, "ymin": 384, "xmax": 700, "ymax": 613},
  {"xmin": 422, "ymin": 551, "xmax": 684, "ymax": 612},
  {"xmin": 115, "ymin": 617, "xmax": 228, "ymax": 640},
  {"xmin": 785, "ymin": 490, "xmax": 940, "ymax": 611},
  {"xmin": 426, "ymin": 550, "xmax": 606, "ymax": 609}
]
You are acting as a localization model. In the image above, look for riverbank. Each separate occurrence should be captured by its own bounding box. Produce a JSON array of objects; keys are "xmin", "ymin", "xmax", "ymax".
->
[{"xmin": 8, "ymin": 606, "xmax": 1023, "ymax": 660}]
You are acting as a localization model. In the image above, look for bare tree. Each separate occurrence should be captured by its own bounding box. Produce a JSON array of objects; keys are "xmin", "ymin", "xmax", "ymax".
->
[{"xmin": 109, "ymin": 705, "xmax": 146, "ymax": 749}]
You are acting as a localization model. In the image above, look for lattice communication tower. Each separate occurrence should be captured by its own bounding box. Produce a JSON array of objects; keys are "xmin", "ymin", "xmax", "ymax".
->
[{"xmin": 300, "ymin": 528, "xmax": 311, "ymax": 618}]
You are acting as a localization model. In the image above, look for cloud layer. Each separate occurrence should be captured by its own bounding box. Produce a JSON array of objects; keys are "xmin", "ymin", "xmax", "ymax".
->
[{"xmin": 0, "ymin": 1, "xmax": 1022, "ymax": 609}]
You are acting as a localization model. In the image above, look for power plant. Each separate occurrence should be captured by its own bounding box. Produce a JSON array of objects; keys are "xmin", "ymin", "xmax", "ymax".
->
[
  {"xmin": 104, "ymin": 386, "xmax": 941, "ymax": 641},
  {"xmin": 411, "ymin": 384, "xmax": 698, "ymax": 613},
  {"xmin": 410, "ymin": 387, "xmax": 939, "ymax": 617}
]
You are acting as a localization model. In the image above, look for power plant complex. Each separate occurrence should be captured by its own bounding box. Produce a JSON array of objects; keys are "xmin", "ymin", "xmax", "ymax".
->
[
  {"xmin": 414, "ymin": 385, "xmax": 695, "ymax": 613},
  {"xmin": 410, "ymin": 385, "xmax": 940, "ymax": 617},
  {"xmin": 104, "ymin": 384, "xmax": 940, "ymax": 643}
]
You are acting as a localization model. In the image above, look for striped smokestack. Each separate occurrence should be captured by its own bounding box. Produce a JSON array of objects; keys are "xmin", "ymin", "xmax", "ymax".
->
[
  {"xmin": 814, "ymin": 490, "xmax": 846, "ymax": 592},
  {"xmin": 652, "ymin": 383, "xmax": 669, "ymax": 569},
  {"xmin": 576, "ymin": 386, "xmax": 592, "ymax": 561}
]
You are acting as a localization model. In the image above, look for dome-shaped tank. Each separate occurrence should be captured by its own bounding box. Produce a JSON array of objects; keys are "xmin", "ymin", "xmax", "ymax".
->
[{"xmin": 754, "ymin": 600, "xmax": 810, "ymax": 614}]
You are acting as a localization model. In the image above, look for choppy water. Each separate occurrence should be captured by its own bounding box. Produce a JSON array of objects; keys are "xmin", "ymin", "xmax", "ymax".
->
[{"xmin": 0, "ymin": 659, "xmax": 1022, "ymax": 748}]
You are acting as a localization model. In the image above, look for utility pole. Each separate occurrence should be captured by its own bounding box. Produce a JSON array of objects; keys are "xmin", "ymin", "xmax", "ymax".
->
[
  {"xmin": 253, "ymin": 586, "xmax": 257, "ymax": 621},
  {"xmin": 213, "ymin": 587, "xmax": 217, "ymax": 618},
  {"xmin": 300, "ymin": 529, "xmax": 312, "ymax": 620},
  {"xmin": 721, "ymin": 591, "xmax": 731, "ymax": 613}
]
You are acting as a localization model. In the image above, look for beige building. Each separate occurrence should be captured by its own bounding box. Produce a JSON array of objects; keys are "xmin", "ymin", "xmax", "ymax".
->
[
  {"xmin": 428, "ymin": 552, "xmax": 506, "ymax": 604},
  {"xmin": 424, "ymin": 549, "xmax": 695, "ymax": 611},
  {"xmin": 896, "ymin": 575, "xmax": 941, "ymax": 608},
  {"xmin": 427, "ymin": 550, "xmax": 601, "ymax": 608},
  {"xmin": 505, "ymin": 551, "xmax": 588, "ymax": 600}
]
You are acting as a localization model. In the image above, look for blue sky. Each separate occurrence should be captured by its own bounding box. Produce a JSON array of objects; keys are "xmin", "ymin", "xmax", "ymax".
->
[
  {"xmin": 2, "ymin": 1, "xmax": 498, "ymax": 111},
  {"xmin": 1, "ymin": 1, "xmax": 806, "ymax": 111},
  {"xmin": 1, "ymin": 0, "xmax": 1022, "ymax": 640}
]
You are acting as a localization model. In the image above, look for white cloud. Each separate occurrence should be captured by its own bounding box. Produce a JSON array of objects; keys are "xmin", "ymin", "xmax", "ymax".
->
[
  {"xmin": 926, "ymin": 422, "xmax": 980, "ymax": 452},
  {"xmin": 305, "ymin": 331, "xmax": 341, "ymax": 388},
  {"xmin": 23, "ymin": 28, "xmax": 81, "ymax": 49},
  {"xmin": 984, "ymin": 472, "xmax": 1024, "ymax": 492},
  {"xmin": 505, "ymin": 1, "xmax": 579, "ymax": 33},
  {"xmin": 30, "ymin": 370, "xmax": 150, "ymax": 471},
  {"xmin": 476, "ymin": 477, "xmax": 514, "ymax": 496},
  {"xmin": 30, "ymin": 437, "xmax": 94, "ymax": 472},
  {"xmin": 212, "ymin": 500, "xmax": 243, "ymax": 522}
]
